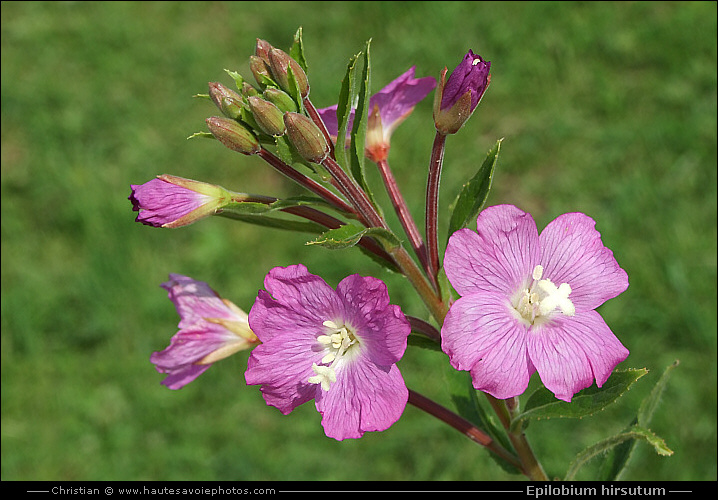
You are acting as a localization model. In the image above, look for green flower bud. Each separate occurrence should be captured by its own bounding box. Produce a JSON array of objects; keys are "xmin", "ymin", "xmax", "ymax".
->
[
  {"xmin": 247, "ymin": 96, "xmax": 286, "ymax": 137},
  {"xmin": 206, "ymin": 117, "xmax": 260, "ymax": 155},
  {"xmin": 241, "ymin": 81, "xmax": 260, "ymax": 98},
  {"xmin": 283, "ymin": 112, "xmax": 329, "ymax": 163},
  {"xmin": 268, "ymin": 48, "xmax": 309, "ymax": 99},
  {"xmin": 208, "ymin": 82, "xmax": 244, "ymax": 120},
  {"xmin": 250, "ymin": 55, "xmax": 275, "ymax": 88},
  {"xmin": 254, "ymin": 38, "xmax": 274, "ymax": 64},
  {"xmin": 263, "ymin": 87, "xmax": 297, "ymax": 113}
]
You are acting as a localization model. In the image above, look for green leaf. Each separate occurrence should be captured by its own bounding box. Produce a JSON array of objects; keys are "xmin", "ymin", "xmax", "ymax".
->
[
  {"xmin": 599, "ymin": 360, "xmax": 679, "ymax": 480},
  {"xmin": 289, "ymin": 26, "xmax": 308, "ymax": 74},
  {"xmin": 224, "ymin": 69, "xmax": 246, "ymax": 91},
  {"xmin": 306, "ymin": 222, "xmax": 400, "ymax": 250},
  {"xmin": 335, "ymin": 52, "xmax": 360, "ymax": 169},
  {"xmin": 217, "ymin": 211, "xmax": 326, "ymax": 234},
  {"xmin": 407, "ymin": 334, "xmax": 443, "ymax": 352},
  {"xmin": 186, "ymin": 132, "xmax": 215, "ymax": 140},
  {"xmin": 565, "ymin": 425, "xmax": 673, "ymax": 480},
  {"xmin": 510, "ymin": 368, "xmax": 648, "ymax": 431},
  {"xmin": 637, "ymin": 360, "xmax": 678, "ymax": 427},
  {"xmin": 347, "ymin": 40, "xmax": 380, "ymax": 211},
  {"xmin": 447, "ymin": 138, "xmax": 502, "ymax": 239}
]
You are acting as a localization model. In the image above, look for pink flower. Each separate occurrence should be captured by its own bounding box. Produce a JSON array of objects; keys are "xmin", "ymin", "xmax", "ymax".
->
[
  {"xmin": 318, "ymin": 66, "xmax": 436, "ymax": 161},
  {"xmin": 129, "ymin": 175, "xmax": 230, "ymax": 228},
  {"xmin": 244, "ymin": 265, "xmax": 411, "ymax": 440},
  {"xmin": 150, "ymin": 274, "xmax": 258, "ymax": 389},
  {"xmin": 441, "ymin": 205, "xmax": 629, "ymax": 402}
]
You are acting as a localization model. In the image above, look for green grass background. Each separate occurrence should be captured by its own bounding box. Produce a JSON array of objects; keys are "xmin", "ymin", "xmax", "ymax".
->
[{"xmin": 2, "ymin": 1, "xmax": 716, "ymax": 481}]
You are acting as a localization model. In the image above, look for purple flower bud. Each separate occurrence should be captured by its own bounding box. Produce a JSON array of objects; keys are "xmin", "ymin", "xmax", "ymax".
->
[
  {"xmin": 129, "ymin": 175, "xmax": 231, "ymax": 228},
  {"xmin": 434, "ymin": 50, "xmax": 491, "ymax": 134}
]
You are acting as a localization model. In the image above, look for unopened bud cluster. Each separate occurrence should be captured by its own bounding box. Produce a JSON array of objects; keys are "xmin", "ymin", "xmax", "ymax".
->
[{"xmin": 205, "ymin": 38, "xmax": 325, "ymax": 163}]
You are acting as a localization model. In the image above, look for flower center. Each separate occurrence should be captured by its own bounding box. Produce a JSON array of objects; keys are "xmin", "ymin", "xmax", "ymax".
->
[
  {"xmin": 307, "ymin": 320, "xmax": 359, "ymax": 391},
  {"xmin": 512, "ymin": 265, "xmax": 575, "ymax": 326}
]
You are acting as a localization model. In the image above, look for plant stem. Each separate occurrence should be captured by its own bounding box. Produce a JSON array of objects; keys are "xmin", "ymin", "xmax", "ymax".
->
[
  {"xmin": 303, "ymin": 97, "xmax": 336, "ymax": 160},
  {"xmin": 425, "ymin": 131, "xmax": 447, "ymax": 282},
  {"xmin": 375, "ymin": 158, "xmax": 434, "ymax": 290},
  {"xmin": 408, "ymin": 389, "xmax": 523, "ymax": 473},
  {"xmin": 257, "ymin": 148, "xmax": 356, "ymax": 218},
  {"xmin": 484, "ymin": 393, "xmax": 549, "ymax": 481},
  {"xmin": 407, "ymin": 316, "xmax": 441, "ymax": 343}
]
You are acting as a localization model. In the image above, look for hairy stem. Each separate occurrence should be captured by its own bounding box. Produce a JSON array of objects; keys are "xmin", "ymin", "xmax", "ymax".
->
[
  {"xmin": 376, "ymin": 158, "xmax": 434, "ymax": 290},
  {"xmin": 408, "ymin": 389, "xmax": 523, "ymax": 473},
  {"xmin": 425, "ymin": 131, "xmax": 447, "ymax": 281}
]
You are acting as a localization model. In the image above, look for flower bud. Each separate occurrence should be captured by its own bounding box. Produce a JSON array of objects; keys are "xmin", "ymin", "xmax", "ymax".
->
[
  {"xmin": 206, "ymin": 116, "xmax": 260, "ymax": 155},
  {"xmin": 268, "ymin": 48, "xmax": 309, "ymax": 99},
  {"xmin": 247, "ymin": 96, "xmax": 286, "ymax": 137},
  {"xmin": 241, "ymin": 81, "xmax": 260, "ymax": 98},
  {"xmin": 283, "ymin": 112, "xmax": 329, "ymax": 163},
  {"xmin": 129, "ymin": 175, "xmax": 232, "ymax": 228},
  {"xmin": 434, "ymin": 50, "xmax": 490, "ymax": 134},
  {"xmin": 208, "ymin": 82, "xmax": 244, "ymax": 120},
  {"xmin": 263, "ymin": 87, "xmax": 297, "ymax": 113},
  {"xmin": 249, "ymin": 55, "xmax": 275, "ymax": 88},
  {"xmin": 254, "ymin": 38, "xmax": 274, "ymax": 63}
]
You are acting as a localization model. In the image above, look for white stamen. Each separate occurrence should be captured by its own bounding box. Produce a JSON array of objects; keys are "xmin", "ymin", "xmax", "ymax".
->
[
  {"xmin": 307, "ymin": 363, "xmax": 336, "ymax": 391},
  {"xmin": 308, "ymin": 319, "xmax": 360, "ymax": 391},
  {"xmin": 512, "ymin": 265, "xmax": 575, "ymax": 325}
]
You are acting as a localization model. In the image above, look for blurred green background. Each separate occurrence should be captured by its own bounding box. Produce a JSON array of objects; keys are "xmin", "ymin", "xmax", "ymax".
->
[{"xmin": 2, "ymin": 1, "xmax": 716, "ymax": 481}]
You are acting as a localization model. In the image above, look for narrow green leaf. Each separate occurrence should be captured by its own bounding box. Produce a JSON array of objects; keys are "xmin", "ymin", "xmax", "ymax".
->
[
  {"xmin": 511, "ymin": 368, "xmax": 648, "ymax": 431},
  {"xmin": 306, "ymin": 222, "xmax": 400, "ymax": 250},
  {"xmin": 217, "ymin": 211, "xmax": 325, "ymax": 234},
  {"xmin": 447, "ymin": 139, "xmax": 502, "ymax": 239},
  {"xmin": 565, "ymin": 425, "xmax": 673, "ymax": 480},
  {"xmin": 599, "ymin": 360, "xmax": 679, "ymax": 480},
  {"xmin": 335, "ymin": 52, "xmax": 360, "ymax": 169},
  {"xmin": 289, "ymin": 26, "xmax": 308, "ymax": 73},
  {"xmin": 224, "ymin": 69, "xmax": 245, "ymax": 91},
  {"xmin": 638, "ymin": 360, "xmax": 678, "ymax": 427},
  {"xmin": 347, "ymin": 39, "xmax": 381, "ymax": 214},
  {"xmin": 284, "ymin": 64, "xmax": 304, "ymax": 111},
  {"xmin": 349, "ymin": 40, "xmax": 371, "ymax": 188},
  {"xmin": 187, "ymin": 132, "xmax": 215, "ymax": 140}
]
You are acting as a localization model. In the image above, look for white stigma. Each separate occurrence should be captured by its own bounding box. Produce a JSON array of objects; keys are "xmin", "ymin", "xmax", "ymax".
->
[
  {"xmin": 513, "ymin": 265, "xmax": 575, "ymax": 325},
  {"xmin": 307, "ymin": 320, "xmax": 359, "ymax": 390}
]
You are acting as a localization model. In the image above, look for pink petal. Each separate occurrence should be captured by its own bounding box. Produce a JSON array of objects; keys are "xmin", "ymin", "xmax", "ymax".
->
[
  {"xmin": 445, "ymin": 204, "xmax": 539, "ymax": 296},
  {"xmin": 441, "ymin": 292, "xmax": 534, "ymax": 399},
  {"xmin": 262, "ymin": 265, "xmax": 344, "ymax": 322},
  {"xmin": 336, "ymin": 274, "xmax": 410, "ymax": 365},
  {"xmin": 316, "ymin": 355, "xmax": 408, "ymax": 440},
  {"xmin": 527, "ymin": 311, "xmax": 629, "ymax": 402},
  {"xmin": 539, "ymin": 212, "xmax": 629, "ymax": 312},
  {"xmin": 244, "ymin": 332, "xmax": 323, "ymax": 415}
]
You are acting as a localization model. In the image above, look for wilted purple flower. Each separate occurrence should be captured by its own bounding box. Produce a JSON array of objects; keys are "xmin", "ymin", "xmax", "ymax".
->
[
  {"xmin": 129, "ymin": 175, "xmax": 230, "ymax": 228},
  {"xmin": 434, "ymin": 50, "xmax": 490, "ymax": 134},
  {"xmin": 244, "ymin": 265, "xmax": 411, "ymax": 440},
  {"xmin": 150, "ymin": 274, "xmax": 259, "ymax": 390},
  {"xmin": 441, "ymin": 205, "xmax": 629, "ymax": 402},
  {"xmin": 318, "ymin": 66, "xmax": 436, "ymax": 161}
]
